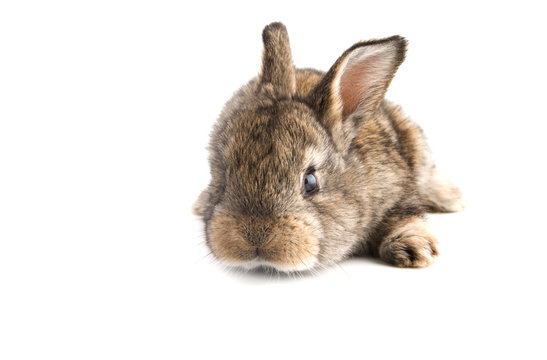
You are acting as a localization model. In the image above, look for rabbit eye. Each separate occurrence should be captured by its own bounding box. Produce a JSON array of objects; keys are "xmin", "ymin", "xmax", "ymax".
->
[{"xmin": 303, "ymin": 171, "xmax": 319, "ymax": 195}]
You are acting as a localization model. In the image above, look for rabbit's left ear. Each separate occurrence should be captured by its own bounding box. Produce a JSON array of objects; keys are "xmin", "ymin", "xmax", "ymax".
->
[
  {"xmin": 256, "ymin": 22, "xmax": 296, "ymax": 99},
  {"xmin": 310, "ymin": 36, "xmax": 407, "ymax": 150}
]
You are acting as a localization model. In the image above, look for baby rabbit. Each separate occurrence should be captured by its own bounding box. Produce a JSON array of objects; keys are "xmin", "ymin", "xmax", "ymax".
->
[{"xmin": 193, "ymin": 22, "xmax": 463, "ymax": 273}]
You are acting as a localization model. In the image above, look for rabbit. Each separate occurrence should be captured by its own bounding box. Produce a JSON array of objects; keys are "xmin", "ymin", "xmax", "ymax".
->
[{"xmin": 193, "ymin": 22, "xmax": 463, "ymax": 273}]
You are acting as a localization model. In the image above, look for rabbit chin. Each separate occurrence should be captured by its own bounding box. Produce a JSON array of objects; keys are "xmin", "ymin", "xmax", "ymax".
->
[{"xmin": 224, "ymin": 256, "xmax": 318, "ymax": 273}]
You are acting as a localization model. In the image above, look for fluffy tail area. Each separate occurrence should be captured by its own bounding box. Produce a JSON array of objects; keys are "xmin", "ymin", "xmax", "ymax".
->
[{"xmin": 420, "ymin": 169, "xmax": 464, "ymax": 213}]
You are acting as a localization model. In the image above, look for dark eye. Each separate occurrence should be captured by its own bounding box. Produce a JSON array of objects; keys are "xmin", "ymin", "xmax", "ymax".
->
[{"xmin": 303, "ymin": 171, "xmax": 319, "ymax": 195}]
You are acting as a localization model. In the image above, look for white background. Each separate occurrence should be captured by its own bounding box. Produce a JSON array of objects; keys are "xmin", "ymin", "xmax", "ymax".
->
[{"xmin": 1, "ymin": 1, "xmax": 546, "ymax": 359}]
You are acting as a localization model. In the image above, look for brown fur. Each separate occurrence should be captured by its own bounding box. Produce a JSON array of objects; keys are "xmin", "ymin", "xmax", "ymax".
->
[{"xmin": 194, "ymin": 22, "xmax": 463, "ymax": 273}]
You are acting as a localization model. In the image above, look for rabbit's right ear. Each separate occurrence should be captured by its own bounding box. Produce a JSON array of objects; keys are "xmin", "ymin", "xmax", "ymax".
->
[{"xmin": 309, "ymin": 36, "xmax": 407, "ymax": 151}]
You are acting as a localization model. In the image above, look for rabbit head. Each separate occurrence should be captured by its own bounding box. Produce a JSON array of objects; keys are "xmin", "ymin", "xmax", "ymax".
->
[{"xmin": 194, "ymin": 23, "xmax": 407, "ymax": 272}]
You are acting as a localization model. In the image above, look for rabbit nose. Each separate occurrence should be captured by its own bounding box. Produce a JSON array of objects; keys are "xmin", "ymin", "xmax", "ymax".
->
[
  {"xmin": 244, "ymin": 231, "xmax": 271, "ymax": 248},
  {"xmin": 243, "ymin": 222, "xmax": 272, "ymax": 248}
]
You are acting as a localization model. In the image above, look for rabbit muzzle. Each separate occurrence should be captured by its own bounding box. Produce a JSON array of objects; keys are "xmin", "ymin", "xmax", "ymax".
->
[{"xmin": 207, "ymin": 213, "xmax": 320, "ymax": 272}]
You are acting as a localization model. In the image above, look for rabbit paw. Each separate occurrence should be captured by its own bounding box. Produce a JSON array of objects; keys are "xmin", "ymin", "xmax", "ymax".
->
[{"xmin": 379, "ymin": 217, "xmax": 439, "ymax": 268}]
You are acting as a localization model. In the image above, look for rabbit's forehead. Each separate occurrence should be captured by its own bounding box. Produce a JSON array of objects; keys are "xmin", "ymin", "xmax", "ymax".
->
[{"xmin": 224, "ymin": 102, "xmax": 324, "ymax": 169}]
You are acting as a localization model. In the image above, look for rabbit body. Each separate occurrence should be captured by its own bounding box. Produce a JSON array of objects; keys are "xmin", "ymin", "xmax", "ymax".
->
[{"xmin": 194, "ymin": 23, "xmax": 462, "ymax": 272}]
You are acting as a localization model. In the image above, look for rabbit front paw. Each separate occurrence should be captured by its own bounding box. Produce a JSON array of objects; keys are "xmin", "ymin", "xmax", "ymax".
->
[{"xmin": 379, "ymin": 217, "xmax": 439, "ymax": 268}]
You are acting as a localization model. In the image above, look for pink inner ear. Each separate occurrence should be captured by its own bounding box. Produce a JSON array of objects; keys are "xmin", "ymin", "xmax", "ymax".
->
[{"xmin": 339, "ymin": 53, "xmax": 383, "ymax": 117}]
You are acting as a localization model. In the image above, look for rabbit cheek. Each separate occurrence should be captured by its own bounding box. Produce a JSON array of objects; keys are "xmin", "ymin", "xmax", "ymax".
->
[{"xmin": 207, "ymin": 214, "xmax": 257, "ymax": 265}]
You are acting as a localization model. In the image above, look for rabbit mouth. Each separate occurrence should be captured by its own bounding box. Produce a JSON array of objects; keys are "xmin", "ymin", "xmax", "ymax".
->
[{"xmin": 208, "ymin": 212, "xmax": 321, "ymax": 273}]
